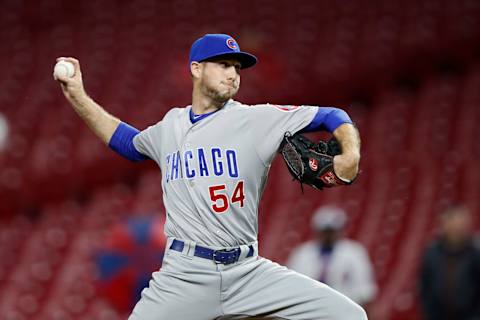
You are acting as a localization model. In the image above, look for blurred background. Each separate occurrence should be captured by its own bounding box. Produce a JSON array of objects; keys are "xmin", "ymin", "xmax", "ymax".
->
[{"xmin": 0, "ymin": 0, "xmax": 479, "ymax": 319}]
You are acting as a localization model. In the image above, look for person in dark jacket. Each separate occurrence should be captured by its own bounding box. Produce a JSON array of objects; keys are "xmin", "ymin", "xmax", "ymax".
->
[{"xmin": 419, "ymin": 206, "xmax": 480, "ymax": 320}]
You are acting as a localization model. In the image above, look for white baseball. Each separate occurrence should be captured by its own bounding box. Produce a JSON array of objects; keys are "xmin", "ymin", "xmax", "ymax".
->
[{"xmin": 53, "ymin": 60, "xmax": 75, "ymax": 78}]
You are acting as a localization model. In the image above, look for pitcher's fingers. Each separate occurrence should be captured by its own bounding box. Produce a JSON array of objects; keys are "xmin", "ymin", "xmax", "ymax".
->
[
  {"xmin": 56, "ymin": 56, "xmax": 79, "ymax": 64},
  {"xmin": 61, "ymin": 57, "xmax": 80, "ymax": 69},
  {"xmin": 55, "ymin": 57, "xmax": 82, "ymax": 76}
]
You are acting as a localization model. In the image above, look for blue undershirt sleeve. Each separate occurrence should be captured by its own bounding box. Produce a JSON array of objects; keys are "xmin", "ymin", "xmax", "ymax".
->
[
  {"xmin": 108, "ymin": 122, "xmax": 149, "ymax": 162},
  {"xmin": 299, "ymin": 107, "xmax": 353, "ymax": 133}
]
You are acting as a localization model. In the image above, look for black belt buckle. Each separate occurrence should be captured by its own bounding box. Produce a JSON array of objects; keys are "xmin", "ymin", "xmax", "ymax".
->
[{"xmin": 213, "ymin": 248, "xmax": 240, "ymax": 265}]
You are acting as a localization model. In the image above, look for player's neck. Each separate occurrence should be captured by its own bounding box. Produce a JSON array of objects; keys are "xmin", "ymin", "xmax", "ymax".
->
[{"xmin": 191, "ymin": 90, "xmax": 226, "ymax": 115}]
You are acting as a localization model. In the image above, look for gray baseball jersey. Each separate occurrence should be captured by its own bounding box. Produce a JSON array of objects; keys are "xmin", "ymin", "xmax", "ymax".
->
[
  {"xmin": 129, "ymin": 100, "xmax": 367, "ymax": 320},
  {"xmin": 133, "ymin": 99, "xmax": 317, "ymax": 247}
]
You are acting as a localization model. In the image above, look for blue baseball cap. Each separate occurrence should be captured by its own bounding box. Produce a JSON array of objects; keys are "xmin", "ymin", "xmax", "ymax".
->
[{"xmin": 189, "ymin": 34, "xmax": 258, "ymax": 69}]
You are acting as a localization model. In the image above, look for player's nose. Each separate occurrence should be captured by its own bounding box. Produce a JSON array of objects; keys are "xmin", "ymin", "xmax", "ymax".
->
[{"xmin": 225, "ymin": 66, "xmax": 238, "ymax": 79}]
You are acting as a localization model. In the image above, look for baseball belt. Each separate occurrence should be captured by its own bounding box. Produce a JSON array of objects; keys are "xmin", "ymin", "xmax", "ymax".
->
[{"xmin": 169, "ymin": 239, "xmax": 254, "ymax": 265}]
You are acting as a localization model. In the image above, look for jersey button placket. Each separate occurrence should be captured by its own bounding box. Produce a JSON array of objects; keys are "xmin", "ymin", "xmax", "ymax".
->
[
  {"xmin": 185, "ymin": 142, "xmax": 194, "ymax": 187},
  {"xmin": 182, "ymin": 129, "xmax": 193, "ymax": 186}
]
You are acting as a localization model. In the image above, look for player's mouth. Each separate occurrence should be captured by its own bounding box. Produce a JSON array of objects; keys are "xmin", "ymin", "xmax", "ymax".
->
[{"xmin": 222, "ymin": 82, "xmax": 238, "ymax": 89}]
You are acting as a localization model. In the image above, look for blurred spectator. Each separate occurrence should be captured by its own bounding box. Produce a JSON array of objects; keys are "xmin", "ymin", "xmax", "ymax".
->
[
  {"xmin": 95, "ymin": 216, "xmax": 166, "ymax": 312},
  {"xmin": 419, "ymin": 206, "xmax": 480, "ymax": 320},
  {"xmin": 287, "ymin": 206, "xmax": 377, "ymax": 307}
]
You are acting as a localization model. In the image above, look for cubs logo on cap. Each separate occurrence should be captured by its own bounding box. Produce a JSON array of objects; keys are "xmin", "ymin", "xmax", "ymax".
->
[
  {"xmin": 226, "ymin": 38, "xmax": 238, "ymax": 50},
  {"xmin": 189, "ymin": 33, "xmax": 258, "ymax": 69}
]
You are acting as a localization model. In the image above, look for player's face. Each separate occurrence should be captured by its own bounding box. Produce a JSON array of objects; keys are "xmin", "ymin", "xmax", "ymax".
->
[
  {"xmin": 441, "ymin": 209, "xmax": 472, "ymax": 245},
  {"xmin": 199, "ymin": 59, "xmax": 241, "ymax": 103}
]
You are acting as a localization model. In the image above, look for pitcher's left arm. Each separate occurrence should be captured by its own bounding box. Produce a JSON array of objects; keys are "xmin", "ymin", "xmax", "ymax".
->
[{"xmin": 332, "ymin": 123, "xmax": 361, "ymax": 182}]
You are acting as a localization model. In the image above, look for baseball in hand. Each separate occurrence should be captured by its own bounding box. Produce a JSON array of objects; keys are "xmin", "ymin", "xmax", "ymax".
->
[{"xmin": 53, "ymin": 60, "xmax": 75, "ymax": 78}]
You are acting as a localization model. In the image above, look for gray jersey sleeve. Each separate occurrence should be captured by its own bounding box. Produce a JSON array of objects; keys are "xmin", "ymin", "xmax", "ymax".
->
[
  {"xmin": 133, "ymin": 121, "xmax": 163, "ymax": 161},
  {"xmin": 247, "ymin": 104, "xmax": 318, "ymax": 164}
]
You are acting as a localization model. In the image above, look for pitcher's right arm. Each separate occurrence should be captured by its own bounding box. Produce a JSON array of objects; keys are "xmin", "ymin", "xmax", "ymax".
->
[{"xmin": 54, "ymin": 57, "xmax": 147, "ymax": 162}]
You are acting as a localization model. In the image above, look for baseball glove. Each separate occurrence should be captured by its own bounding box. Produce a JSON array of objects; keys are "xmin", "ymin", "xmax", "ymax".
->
[{"xmin": 279, "ymin": 132, "xmax": 352, "ymax": 190}]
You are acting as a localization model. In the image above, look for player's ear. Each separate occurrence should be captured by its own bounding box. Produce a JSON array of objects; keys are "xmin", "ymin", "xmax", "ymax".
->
[{"xmin": 190, "ymin": 61, "xmax": 202, "ymax": 79}]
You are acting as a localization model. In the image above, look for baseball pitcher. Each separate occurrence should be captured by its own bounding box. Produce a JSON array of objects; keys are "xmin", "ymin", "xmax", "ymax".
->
[{"xmin": 54, "ymin": 34, "xmax": 365, "ymax": 320}]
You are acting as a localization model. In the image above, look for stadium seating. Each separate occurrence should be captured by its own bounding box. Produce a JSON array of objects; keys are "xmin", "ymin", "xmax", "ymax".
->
[{"xmin": 0, "ymin": 0, "xmax": 479, "ymax": 319}]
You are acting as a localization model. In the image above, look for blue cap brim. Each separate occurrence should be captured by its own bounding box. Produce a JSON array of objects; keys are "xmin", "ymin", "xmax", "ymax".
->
[{"xmin": 199, "ymin": 51, "xmax": 258, "ymax": 69}]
